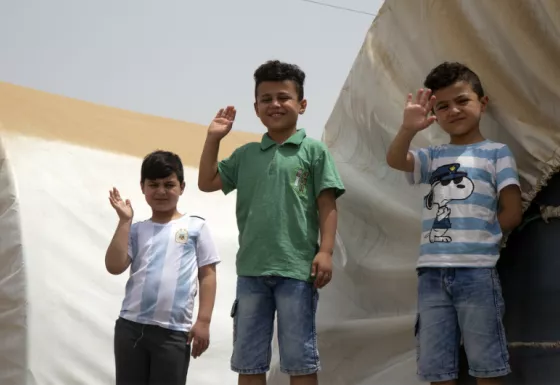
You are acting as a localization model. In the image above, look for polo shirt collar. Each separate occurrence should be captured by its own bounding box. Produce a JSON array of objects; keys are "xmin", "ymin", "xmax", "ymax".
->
[{"xmin": 260, "ymin": 128, "xmax": 307, "ymax": 150}]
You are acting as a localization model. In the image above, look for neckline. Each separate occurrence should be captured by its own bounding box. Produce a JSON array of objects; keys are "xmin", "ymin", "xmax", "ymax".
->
[
  {"xmin": 445, "ymin": 139, "xmax": 490, "ymax": 148},
  {"xmin": 149, "ymin": 214, "xmax": 186, "ymax": 225}
]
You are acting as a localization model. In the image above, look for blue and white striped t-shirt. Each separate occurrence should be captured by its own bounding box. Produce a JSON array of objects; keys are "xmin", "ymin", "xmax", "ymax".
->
[
  {"xmin": 407, "ymin": 139, "xmax": 520, "ymax": 268},
  {"xmin": 119, "ymin": 214, "xmax": 220, "ymax": 332}
]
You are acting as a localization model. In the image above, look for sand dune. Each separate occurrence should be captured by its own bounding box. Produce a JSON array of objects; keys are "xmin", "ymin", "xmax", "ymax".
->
[{"xmin": 0, "ymin": 81, "xmax": 260, "ymax": 166}]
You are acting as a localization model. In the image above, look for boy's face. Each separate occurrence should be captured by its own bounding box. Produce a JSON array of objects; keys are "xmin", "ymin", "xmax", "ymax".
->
[
  {"xmin": 254, "ymin": 80, "xmax": 307, "ymax": 132},
  {"xmin": 141, "ymin": 173, "xmax": 184, "ymax": 212},
  {"xmin": 432, "ymin": 81, "xmax": 488, "ymax": 137}
]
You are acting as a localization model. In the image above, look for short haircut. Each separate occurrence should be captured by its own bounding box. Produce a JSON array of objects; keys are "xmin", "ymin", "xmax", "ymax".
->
[
  {"xmin": 254, "ymin": 60, "xmax": 306, "ymax": 101},
  {"xmin": 140, "ymin": 150, "xmax": 184, "ymax": 184},
  {"xmin": 424, "ymin": 62, "xmax": 485, "ymax": 98}
]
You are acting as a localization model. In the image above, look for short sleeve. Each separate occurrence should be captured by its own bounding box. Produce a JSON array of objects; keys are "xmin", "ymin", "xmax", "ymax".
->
[
  {"xmin": 217, "ymin": 147, "xmax": 241, "ymax": 195},
  {"xmin": 405, "ymin": 147, "xmax": 433, "ymax": 185},
  {"xmin": 496, "ymin": 145, "xmax": 520, "ymax": 192},
  {"xmin": 196, "ymin": 222, "xmax": 221, "ymax": 268},
  {"xmin": 128, "ymin": 223, "xmax": 138, "ymax": 260},
  {"xmin": 312, "ymin": 148, "xmax": 345, "ymax": 199}
]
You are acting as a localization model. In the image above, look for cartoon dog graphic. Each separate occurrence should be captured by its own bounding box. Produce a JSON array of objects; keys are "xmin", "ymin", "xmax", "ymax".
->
[{"xmin": 424, "ymin": 163, "xmax": 474, "ymax": 243}]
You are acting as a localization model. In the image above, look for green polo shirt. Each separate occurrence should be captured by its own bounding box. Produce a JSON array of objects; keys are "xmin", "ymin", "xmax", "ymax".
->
[{"xmin": 217, "ymin": 128, "xmax": 345, "ymax": 282}]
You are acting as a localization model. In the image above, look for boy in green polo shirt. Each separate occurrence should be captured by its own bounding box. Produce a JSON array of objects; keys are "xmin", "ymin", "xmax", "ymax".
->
[{"xmin": 198, "ymin": 60, "xmax": 345, "ymax": 385}]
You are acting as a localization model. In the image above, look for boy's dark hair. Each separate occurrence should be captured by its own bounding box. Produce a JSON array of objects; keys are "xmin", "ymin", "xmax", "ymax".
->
[
  {"xmin": 141, "ymin": 150, "xmax": 184, "ymax": 184},
  {"xmin": 424, "ymin": 62, "xmax": 485, "ymax": 98},
  {"xmin": 254, "ymin": 60, "xmax": 306, "ymax": 101}
]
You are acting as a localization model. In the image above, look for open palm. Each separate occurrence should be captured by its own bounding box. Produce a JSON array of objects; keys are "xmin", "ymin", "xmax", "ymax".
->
[
  {"xmin": 402, "ymin": 88, "xmax": 437, "ymax": 132},
  {"xmin": 208, "ymin": 106, "xmax": 236, "ymax": 139},
  {"xmin": 108, "ymin": 187, "xmax": 133, "ymax": 220}
]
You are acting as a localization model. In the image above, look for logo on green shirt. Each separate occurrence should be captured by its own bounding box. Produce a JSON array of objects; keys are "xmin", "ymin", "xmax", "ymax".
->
[{"xmin": 292, "ymin": 166, "xmax": 310, "ymax": 196}]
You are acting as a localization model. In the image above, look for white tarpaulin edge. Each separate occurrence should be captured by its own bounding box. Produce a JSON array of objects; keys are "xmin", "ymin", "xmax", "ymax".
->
[
  {"xmin": 0, "ymin": 134, "xmax": 27, "ymax": 385},
  {"xmin": 303, "ymin": 0, "xmax": 560, "ymax": 384}
]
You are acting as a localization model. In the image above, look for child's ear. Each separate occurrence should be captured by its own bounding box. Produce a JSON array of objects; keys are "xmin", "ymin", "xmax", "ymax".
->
[
  {"xmin": 299, "ymin": 99, "xmax": 307, "ymax": 115},
  {"xmin": 479, "ymin": 95, "xmax": 489, "ymax": 112}
]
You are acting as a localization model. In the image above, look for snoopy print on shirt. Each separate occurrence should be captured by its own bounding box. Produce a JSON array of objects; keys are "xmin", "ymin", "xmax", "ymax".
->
[{"xmin": 406, "ymin": 140, "xmax": 520, "ymax": 268}]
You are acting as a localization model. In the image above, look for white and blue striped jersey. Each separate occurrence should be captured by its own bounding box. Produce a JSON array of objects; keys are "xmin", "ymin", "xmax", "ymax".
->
[
  {"xmin": 119, "ymin": 214, "xmax": 220, "ymax": 332},
  {"xmin": 407, "ymin": 140, "xmax": 519, "ymax": 268}
]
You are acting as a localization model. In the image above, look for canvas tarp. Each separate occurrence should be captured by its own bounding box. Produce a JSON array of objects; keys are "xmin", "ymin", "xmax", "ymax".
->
[
  {"xmin": 1, "ymin": 0, "xmax": 560, "ymax": 384},
  {"xmin": 266, "ymin": 0, "xmax": 560, "ymax": 384}
]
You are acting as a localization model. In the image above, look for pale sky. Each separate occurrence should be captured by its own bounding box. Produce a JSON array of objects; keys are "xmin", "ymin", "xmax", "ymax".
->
[{"xmin": 0, "ymin": 0, "xmax": 383, "ymax": 139}]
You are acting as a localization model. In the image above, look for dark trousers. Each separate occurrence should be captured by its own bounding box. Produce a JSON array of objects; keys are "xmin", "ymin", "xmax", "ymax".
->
[{"xmin": 114, "ymin": 317, "xmax": 191, "ymax": 385}]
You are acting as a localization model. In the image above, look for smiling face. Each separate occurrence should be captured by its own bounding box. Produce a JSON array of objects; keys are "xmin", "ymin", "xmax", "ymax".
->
[
  {"xmin": 254, "ymin": 80, "xmax": 306, "ymax": 134},
  {"xmin": 432, "ymin": 80, "xmax": 488, "ymax": 138},
  {"xmin": 141, "ymin": 173, "xmax": 184, "ymax": 213}
]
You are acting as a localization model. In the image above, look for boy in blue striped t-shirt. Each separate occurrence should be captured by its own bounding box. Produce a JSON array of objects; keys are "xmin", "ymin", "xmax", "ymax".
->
[{"xmin": 386, "ymin": 62, "xmax": 522, "ymax": 385}]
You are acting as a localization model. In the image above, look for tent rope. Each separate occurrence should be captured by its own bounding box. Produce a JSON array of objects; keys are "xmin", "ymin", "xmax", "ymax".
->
[
  {"xmin": 509, "ymin": 341, "xmax": 560, "ymax": 349},
  {"xmin": 540, "ymin": 205, "xmax": 560, "ymax": 223}
]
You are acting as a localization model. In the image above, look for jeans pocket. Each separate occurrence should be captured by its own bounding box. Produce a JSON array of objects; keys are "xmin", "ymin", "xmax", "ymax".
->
[
  {"xmin": 231, "ymin": 299, "xmax": 238, "ymax": 344},
  {"xmin": 414, "ymin": 313, "xmax": 420, "ymax": 363}
]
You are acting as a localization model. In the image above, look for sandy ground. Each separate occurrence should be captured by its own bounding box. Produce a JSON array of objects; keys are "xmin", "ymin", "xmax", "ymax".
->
[{"xmin": 0, "ymin": 81, "xmax": 260, "ymax": 166}]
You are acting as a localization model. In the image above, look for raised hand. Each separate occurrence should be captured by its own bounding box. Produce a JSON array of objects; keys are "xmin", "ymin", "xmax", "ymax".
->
[
  {"xmin": 208, "ymin": 106, "xmax": 236, "ymax": 140},
  {"xmin": 108, "ymin": 187, "xmax": 133, "ymax": 221},
  {"xmin": 402, "ymin": 88, "xmax": 437, "ymax": 132}
]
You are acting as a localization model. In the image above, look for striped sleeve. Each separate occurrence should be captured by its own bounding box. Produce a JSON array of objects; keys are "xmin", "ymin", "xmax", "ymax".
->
[
  {"xmin": 495, "ymin": 145, "xmax": 520, "ymax": 192},
  {"xmin": 196, "ymin": 221, "xmax": 221, "ymax": 267},
  {"xmin": 406, "ymin": 147, "xmax": 433, "ymax": 185},
  {"xmin": 128, "ymin": 222, "xmax": 138, "ymax": 260}
]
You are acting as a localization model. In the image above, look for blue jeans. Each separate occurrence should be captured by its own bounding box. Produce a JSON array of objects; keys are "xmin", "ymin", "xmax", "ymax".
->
[
  {"xmin": 415, "ymin": 267, "xmax": 511, "ymax": 382},
  {"xmin": 230, "ymin": 276, "xmax": 320, "ymax": 376}
]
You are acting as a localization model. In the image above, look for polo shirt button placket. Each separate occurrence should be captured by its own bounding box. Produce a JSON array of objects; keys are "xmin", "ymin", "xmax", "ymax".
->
[{"xmin": 268, "ymin": 146, "xmax": 278, "ymax": 176}]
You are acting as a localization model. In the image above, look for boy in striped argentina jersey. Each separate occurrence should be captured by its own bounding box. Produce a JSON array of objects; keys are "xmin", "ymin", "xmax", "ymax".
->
[
  {"xmin": 386, "ymin": 62, "xmax": 522, "ymax": 385},
  {"xmin": 105, "ymin": 151, "xmax": 220, "ymax": 385}
]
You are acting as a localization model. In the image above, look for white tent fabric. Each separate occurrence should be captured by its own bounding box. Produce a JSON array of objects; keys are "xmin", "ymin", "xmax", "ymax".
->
[
  {"xmin": 299, "ymin": 0, "xmax": 560, "ymax": 384},
  {"xmin": 0, "ymin": 134, "xmax": 27, "ymax": 385},
  {"xmin": 1, "ymin": 133, "xmax": 242, "ymax": 384},
  {"xmin": 1, "ymin": 0, "xmax": 560, "ymax": 384}
]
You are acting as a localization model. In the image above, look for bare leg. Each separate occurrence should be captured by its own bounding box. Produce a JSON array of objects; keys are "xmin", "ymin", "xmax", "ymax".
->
[
  {"xmin": 290, "ymin": 373, "xmax": 318, "ymax": 385},
  {"xmin": 477, "ymin": 378, "xmax": 502, "ymax": 385},
  {"xmin": 238, "ymin": 374, "xmax": 267, "ymax": 385}
]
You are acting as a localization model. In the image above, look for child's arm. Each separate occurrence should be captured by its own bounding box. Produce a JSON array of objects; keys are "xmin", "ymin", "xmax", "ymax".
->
[
  {"xmin": 198, "ymin": 106, "xmax": 236, "ymax": 193},
  {"xmin": 189, "ymin": 264, "xmax": 217, "ymax": 358},
  {"xmin": 386, "ymin": 128, "xmax": 418, "ymax": 172},
  {"xmin": 311, "ymin": 189, "xmax": 337, "ymax": 288},
  {"xmin": 196, "ymin": 264, "xmax": 217, "ymax": 326},
  {"xmin": 495, "ymin": 146, "xmax": 522, "ymax": 231},
  {"xmin": 498, "ymin": 185, "xmax": 522, "ymax": 232},
  {"xmin": 386, "ymin": 89, "xmax": 437, "ymax": 172},
  {"xmin": 310, "ymin": 147, "xmax": 346, "ymax": 288},
  {"xmin": 189, "ymin": 221, "xmax": 220, "ymax": 358},
  {"xmin": 317, "ymin": 189, "xmax": 337, "ymax": 255},
  {"xmin": 105, "ymin": 188, "xmax": 133, "ymax": 275},
  {"xmin": 105, "ymin": 219, "xmax": 132, "ymax": 275}
]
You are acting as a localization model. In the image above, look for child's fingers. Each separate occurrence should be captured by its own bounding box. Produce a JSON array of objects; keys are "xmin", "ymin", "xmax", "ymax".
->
[
  {"xmin": 192, "ymin": 339, "xmax": 201, "ymax": 358},
  {"xmin": 405, "ymin": 93, "xmax": 412, "ymax": 106}
]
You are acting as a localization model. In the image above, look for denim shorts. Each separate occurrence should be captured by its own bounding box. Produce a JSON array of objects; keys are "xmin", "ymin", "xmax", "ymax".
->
[
  {"xmin": 415, "ymin": 267, "xmax": 511, "ymax": 382},
  {"xmin": 230, "ymin": 276, "xmax": 320, "ymax": 376}
]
